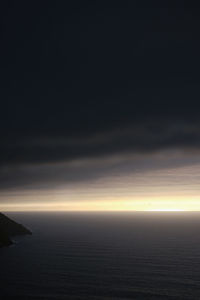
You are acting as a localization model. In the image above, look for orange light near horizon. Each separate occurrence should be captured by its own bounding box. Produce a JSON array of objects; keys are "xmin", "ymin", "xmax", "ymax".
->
[
  {"xmin": 149, "ymin": 209, "xmax": 186, "ymax": 212},
  {"xmin": 1, "ymin": 196, "xmax": 200, "ymax": 212}
]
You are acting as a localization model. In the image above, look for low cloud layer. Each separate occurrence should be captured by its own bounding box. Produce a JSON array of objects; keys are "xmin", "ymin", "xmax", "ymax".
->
[{"xmin": 1, "ymin": 118, "xmax": 200, "ymax": 167}]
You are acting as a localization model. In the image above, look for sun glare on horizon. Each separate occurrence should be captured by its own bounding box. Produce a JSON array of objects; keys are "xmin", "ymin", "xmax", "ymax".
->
[
  {"xmin": 1, "ymin": 196, "xmax": 200, "ymax": 212},
  {"xmin": 148, "ymin": 208, "xmax": 186, "ymax": 212}
]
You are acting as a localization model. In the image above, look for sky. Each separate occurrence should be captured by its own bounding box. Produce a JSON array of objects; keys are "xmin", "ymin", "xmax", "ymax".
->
[{"xmin": 1, "ymin": 1, "xmax": 200, "ymax": 211}]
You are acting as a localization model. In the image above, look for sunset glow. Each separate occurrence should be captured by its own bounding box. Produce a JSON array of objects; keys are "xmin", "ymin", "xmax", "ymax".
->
[{"xmin": 1, "ymin": 196, "xmax": 200, "ymax": 212}]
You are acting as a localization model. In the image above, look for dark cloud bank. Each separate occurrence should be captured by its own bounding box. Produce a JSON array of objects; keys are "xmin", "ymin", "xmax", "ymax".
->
[{"xmin": 1, "ymin": 1, "xmax": 200, "ymax": 191}]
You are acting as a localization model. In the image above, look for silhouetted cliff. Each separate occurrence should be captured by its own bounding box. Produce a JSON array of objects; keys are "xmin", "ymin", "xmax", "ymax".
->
[{"xmin": 0, "ymin": 213, "xmax": 32, "ymax": 247}]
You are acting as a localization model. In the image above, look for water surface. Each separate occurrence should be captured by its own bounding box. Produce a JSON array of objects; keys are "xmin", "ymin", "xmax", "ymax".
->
[{"xmin": 1, "ymin": 212, "xmax": 200, "ymax": 299}]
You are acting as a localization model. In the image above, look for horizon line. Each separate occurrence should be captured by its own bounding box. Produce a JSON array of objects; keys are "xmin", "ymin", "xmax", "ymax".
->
[{"xmin": 2, "ymin": 209, "xmax": 200, "ymax": 213}]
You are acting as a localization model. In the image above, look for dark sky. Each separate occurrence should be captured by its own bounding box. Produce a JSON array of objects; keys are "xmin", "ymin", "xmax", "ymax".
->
[{"xmin": 1, "ymin": 1, "xmax": 200, "ymax": 203}]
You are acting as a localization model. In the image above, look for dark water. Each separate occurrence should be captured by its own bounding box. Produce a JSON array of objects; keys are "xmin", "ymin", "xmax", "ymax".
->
[{"xmin": 1, "ymin": 212, "xmax": 200, "ymax": 299}]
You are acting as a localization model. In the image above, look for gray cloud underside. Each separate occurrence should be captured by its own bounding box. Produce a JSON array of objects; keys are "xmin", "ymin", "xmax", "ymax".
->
[
  {"xmin": 0, "ymin": 148, "xmax": 200, "ymax": 192},
  {"xmin": 1, "ymin": 120, "xmax": 200, "ymax": 167},
  {"xmin": 1, "ymin": 120, "xmax": 200, "ymax": 191}
]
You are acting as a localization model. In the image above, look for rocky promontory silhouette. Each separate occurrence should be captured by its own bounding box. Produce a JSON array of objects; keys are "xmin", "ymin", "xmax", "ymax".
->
[{"xmin": 0, "ymin": 213, "xmax": 32, "ymax": 247}]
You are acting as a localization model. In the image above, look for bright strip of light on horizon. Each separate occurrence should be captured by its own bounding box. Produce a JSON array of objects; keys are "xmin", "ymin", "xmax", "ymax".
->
[{"xmin": 1, "ymin": 196, "xmax": 200, "ymax": 212}]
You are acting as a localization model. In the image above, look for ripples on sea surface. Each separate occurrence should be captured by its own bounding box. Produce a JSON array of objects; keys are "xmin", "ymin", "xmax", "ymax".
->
[{"xmin": 1, "ymin": 212, "xmax": 200, "ymax": 299}]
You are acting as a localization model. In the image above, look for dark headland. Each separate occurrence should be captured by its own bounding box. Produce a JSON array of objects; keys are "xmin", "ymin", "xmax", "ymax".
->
[{"xmin": 0, "ymin": 213, "xmax": 32, "ymax": 247}]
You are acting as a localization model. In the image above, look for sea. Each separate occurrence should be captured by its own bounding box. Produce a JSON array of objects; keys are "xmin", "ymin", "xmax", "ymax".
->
[{"xmin": 1, "ymin": 212, "xmax": 200, "ymax": 299}]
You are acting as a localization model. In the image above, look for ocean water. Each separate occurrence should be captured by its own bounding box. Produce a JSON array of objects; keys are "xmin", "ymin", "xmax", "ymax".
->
[{"xmin": 1, "ymin": 212, "xmax": 200, "ymax": 300}]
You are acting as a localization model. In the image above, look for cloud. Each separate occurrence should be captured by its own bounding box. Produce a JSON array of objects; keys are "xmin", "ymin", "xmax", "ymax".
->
[
  {"xmin": 0, "ymin": 145, "xmax": 200, "ymax": 192},
  {"xmin": 1, "ymin": 114, "xmax": 200, "ymax": 192},
  {"xmin": 1, "ymin": 118, "xmax": 200, "ymax": 167}
]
